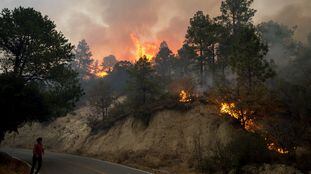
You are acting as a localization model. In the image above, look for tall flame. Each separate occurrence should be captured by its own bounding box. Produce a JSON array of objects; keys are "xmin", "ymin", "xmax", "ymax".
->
[{"xmin": 130, "ymin": 33, "xmax": 157, "ymax": 61}]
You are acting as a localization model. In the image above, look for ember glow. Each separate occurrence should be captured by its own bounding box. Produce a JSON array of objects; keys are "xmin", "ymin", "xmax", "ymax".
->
[
  {"xmin": 96, "ymin": 71, "xmax": 108, "ymax": 78},
  {"xmin": 179, "ymin": 90, "xmax": 191, "ymax": 103},
  {"xmin": 130, "ymin": 33, "xmax": 158, "ymax": 61},
  {"xmin": 267, "ymin": 142, "xmax": 289, "ymax": 154}
]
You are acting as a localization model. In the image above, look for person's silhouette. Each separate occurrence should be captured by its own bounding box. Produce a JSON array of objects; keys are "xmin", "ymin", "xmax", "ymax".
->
[{"xmin": 30, "ymin": 137, "xmax": 44, "ymax": 174}]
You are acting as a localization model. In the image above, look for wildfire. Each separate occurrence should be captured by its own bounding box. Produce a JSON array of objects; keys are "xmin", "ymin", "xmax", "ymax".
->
[
  {"xmin": 130, "ymin": 33, "xmax": 157, "ymax": 61},
  {"xmin": 267, "ymin": 142, "xmax": 289, "ymax": 154},
  {"xmin": 219, "ymin": 102, "xmax": 290, "ymax": 154},
  {"xmin": 220, "ymin": 102, "xmax": 240, "ymax": 119},
  {"xmin": 179, "ymin": 90, "xmax": 192, "ymax": 103},
  {"xmin": 220, "ymin": 102, "xmax": 256, "ymax": 131},
  {"xmin": 96, "ymin": 71, "xmax": 108, "ymax": 78}
]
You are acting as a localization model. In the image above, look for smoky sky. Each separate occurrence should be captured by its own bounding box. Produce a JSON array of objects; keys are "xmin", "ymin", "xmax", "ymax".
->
[{"xmin": 1, "ymin": 0, "xmax": 310, "ymax": 61}]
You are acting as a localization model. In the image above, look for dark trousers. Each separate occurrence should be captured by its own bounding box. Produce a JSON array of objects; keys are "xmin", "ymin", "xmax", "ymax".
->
[{"xmin": 30, "ymin": 156, "xmax": 42, "ymax": 174}]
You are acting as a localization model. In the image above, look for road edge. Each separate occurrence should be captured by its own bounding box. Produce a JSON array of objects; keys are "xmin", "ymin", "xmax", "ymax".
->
[{"xmin": 0, "ymin": 151, "xmax": 31, "ymax": 174}]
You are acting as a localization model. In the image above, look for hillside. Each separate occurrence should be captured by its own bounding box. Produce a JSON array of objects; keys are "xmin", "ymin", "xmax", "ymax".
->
[{"xmin": 1, "ymin": 105, "xmax": 304, "ymax": 174}]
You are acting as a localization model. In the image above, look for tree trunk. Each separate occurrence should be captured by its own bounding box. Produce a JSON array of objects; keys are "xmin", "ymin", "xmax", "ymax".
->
[{"xmin": 199, "ymin": 45, "xmax": 204, "ymax": 87}]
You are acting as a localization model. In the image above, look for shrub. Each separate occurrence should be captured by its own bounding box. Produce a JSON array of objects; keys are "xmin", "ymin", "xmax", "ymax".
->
[{"xmin": 196, "ymin": 132, "xmax": 269, "ymax": 173}]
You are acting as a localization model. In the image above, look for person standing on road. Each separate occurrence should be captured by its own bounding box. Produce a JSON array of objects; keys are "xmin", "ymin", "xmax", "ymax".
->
[{"xmin": 30, "ymin": 137, "xmax": 44, "ymax": 174}]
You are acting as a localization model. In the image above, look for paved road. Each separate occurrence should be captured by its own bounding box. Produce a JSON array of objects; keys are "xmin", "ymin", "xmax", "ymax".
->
[{"xmin": 1, "ymin": 148, "xmax": 152, "ymax": 174}]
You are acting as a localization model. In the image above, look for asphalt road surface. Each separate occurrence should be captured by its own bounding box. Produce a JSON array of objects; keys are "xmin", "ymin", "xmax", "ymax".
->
[{"xmin": 1, "ymin": 148, "xmax": 152, "ymax": 174}]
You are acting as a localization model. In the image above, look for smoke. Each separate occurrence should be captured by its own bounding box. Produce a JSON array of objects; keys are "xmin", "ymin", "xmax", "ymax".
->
[
  {"xmin": 255, "ymin": 0, "xmax": 311, "ymax": 43},
  {"xmin": 0, "ymin": 0, "xmax": 310, "ymax": 61}
]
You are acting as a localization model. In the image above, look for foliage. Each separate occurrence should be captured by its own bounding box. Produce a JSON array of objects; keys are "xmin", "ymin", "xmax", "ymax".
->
[
  {"xmin": 231, "ymin": 26, "xmax": 275, "ymax": 90},
  {"xmin": 126, "ymin": 57, "xmax": 162, "ymax": 124},
  {"xmin": 72, "ymin": 39, "xmax": 94, "ymax": 79},
  {"xmin": 154, "ymin": 41, "xmax": 175, "ymax": 82},
  {"xmin": 102, "ymin": 55, "xmax": 117, "ymax": 72},
  {"xmin": 185, "ymin": 11, "xmax": 219, "ymax": 86},
  {"xmin": 88, "ymin": 79, "xmax": 114, "ymax": 118},
  {"xmin": 0, "ymin": 7, "xmax": 82, "ymax": 140},
  {"xmin": 217, "ymin": 0, "xmax": 256, "ymax": 33},
  {"xmin": 176, "ymin": 44, "xmax": 197, "ymax": 77},
  {"xmin": 107, "ymin": 60, "xmax": 133, "ymax": 95},
  {"xmin": 0, "ymin": 74, "xmax": 47, "ymax": 140},
  {"xmin": 0, "ymin": 7, "xmax": 74, "ymax": 80},
  {"xmin": 196, "ymin": 132, "xmax": 269, "ymax": 173}
]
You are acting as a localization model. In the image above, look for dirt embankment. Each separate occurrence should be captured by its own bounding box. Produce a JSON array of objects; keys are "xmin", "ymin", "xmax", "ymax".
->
[
  {"xmin": 0, "ymin": 105, "xmax": 304, "ymax": 174},
  {"xmin": 0, "ymin": 152, "xmax": 30, "ymax": 174}
]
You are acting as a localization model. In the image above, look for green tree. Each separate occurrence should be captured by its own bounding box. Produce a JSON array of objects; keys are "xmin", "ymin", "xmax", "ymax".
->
[
  {"xmin": 213, "ymin": 0, "xmax": 275, "ymax": 128},
  {"xmin": 108, "ymin": 60, "xmax": 133, "ymax": 95},
  {"xmin": 217, "ymin": 0, "xmax": 274, "ymax": 91},
  {"xmin": 0, "ymin": 7, "xmax": 82, "ymax": 140},
  {"xmin": 176, "ymin": 43, "xmax": 197, "ymax": 77},
  {"xmin": 218, "ymin": 0, "xmax": 256, "ymax": 34},
  {"xmin": 127, "ymin": 57, "xmax": 161, "ymax": 124},
  {"xmin": 186, "ymin": 11, "xmax": 218, "ymax": 87},
  {"xmin": 155, "ymin": 41, "xmax": 175, "ymax": 81},
  {"xmin": 72, "ymin": 39, "xmax": 94, "ymax": 79},
  {"xmin": 216, "ymin": 0, "xmax": 258, "ymax": 79},
  {"xmin": 88, "ymin": 79, "xmax": 114, "ymax": 118},
  {"xmin": 233, "ymin": 27, "xmax": 275, "ymax": 91},
  {"xmin": 0, "ymin": 7, "xmax": 74, "ymax": 80}
]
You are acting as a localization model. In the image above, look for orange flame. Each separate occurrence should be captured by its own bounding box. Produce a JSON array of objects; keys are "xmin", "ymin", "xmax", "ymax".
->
[
  {"xmin": 96, "ymin": 71, "xmax": 108, "ymax": 78},
  {"xmin": 130, "ymin": 33, "xmax": 157, "ymax": 61},
  {"xmin": 220, "ymin": 103, "xmax": 240, "ymax": 119},
  {"xmin": 179, "ymin": 90, "xmax": 191, "ymax": 103},
  {"xmin": 220, "ymin": 102, "xmax": 256, "ymax": 132},
  {"xmin": 219, "ymin": 102, "xmax": 289, "ymax": 154},
  {"xmin": 267, "ymin": 141, "xmax": 289, "ymax": 154}
]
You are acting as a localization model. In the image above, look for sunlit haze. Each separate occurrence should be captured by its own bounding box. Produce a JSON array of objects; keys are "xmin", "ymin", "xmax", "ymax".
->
[{"xmin": 1, "ymin": 0, "xmax": 310, "ymax": 62}]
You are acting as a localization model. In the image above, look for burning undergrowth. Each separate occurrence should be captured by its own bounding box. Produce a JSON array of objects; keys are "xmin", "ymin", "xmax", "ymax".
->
[
  {"xmin": 218, "ymin": 101, "xmax": 290, "ymax": 155},
  {"xmin": 179, "ymin": 90, "xmax": 192, "ymax": 103}
]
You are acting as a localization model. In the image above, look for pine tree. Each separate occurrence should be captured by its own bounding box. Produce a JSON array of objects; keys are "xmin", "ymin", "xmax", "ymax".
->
[
  {"xmin": 218, "ymin": 0, "xmax": 256, "ymax": 34},
  {"xmin": 73, "ymin": 39, "xmax": 94, "ymax": 79},
  {"xmin": 155, "ymin": 41, "xmax": 175, "ymax": 80},
  {"xmin": 92, "ymin": 60, "xmax": 101, "ymax": 75},
  {"xmin": 218, "ymin": 0, "xmax": 274, "ymax": 91},
  {"xmin": 214, "ymin": 0, "xmax": 276, "ymax": 126},
  {"xmin": 186, "ymin": 11, "xmax": 219, "ymax": 87},
  {"xmin": 177, "ymin": 44, "xmax": 197, "ymax": 77},
  {"xmin": 127, "ymin": 56, "xmax": 161, "ymax": 124}
]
